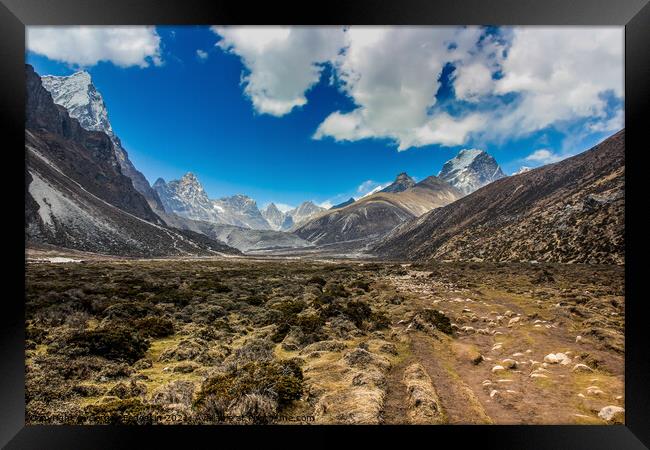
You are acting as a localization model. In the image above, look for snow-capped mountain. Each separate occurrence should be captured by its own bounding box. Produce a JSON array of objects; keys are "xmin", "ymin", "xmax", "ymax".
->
[
  {"xmin": 154, "ymin": 173, "xmax": 216, "ymax": 222},
  {"xmin": 213, "ymin": 194, "xmax": 270, "ymax": 230},
  {"xmin": 154, "ymin": 173, "xmax": 271, "ymax": 230},
  {"xmin": 26, "ymin": 64, "xmax": 239, "ymax": 257},
  {"xmin": 287, "ymin": 201, "xmax": 326, "ymax": 228},
  {"xmin": 381, "ymin": 172, "xmax": 415, "ymax": 193},
  {"xmin": 438, "ymin": 149, "xmax": 506, "ymax": 194},
  {"xmin": 262, "ymin": 203, "xmax": 286, "ymax": 230},
  {"xmin": 260, "ymin": 201, "xmax": 327, "ymax": 231},
  {"xmin": 513, "ymin": 166, "xmax": 532, "ymax": 175},
  {"xmin": 41, "ymin": 71, "xmax": 166, "ymax": 213}
]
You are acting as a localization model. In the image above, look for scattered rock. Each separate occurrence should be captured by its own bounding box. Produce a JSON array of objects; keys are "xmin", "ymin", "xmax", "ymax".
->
[
  {"xmin": 501, "ymin": 359, "xmax": 517, "ymax": 369},
  {"xmin": 530, "ymin": 373, "xmax": 548, "ymax": 379},
  {"xmin": 598, "ymin": 406, "xmax": 624, "ymax": 424},
  {"xmin": 508, "ymin": 317, "xmax": 521, "ymax": 326},
  {"xmin": 492, "ymin": 365, "xmax": 506, "ymax": 373},
  {"xmin": 544, "ymin": 353, "xmax": 560, "ymax": 364},
  {"xmin": 572, "ymin": 363, "xmax": 593, "ymax": 373}
]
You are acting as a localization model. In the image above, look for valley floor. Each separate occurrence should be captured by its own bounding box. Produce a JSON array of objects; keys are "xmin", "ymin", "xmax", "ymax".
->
[{"xmin": 25, "ymin": 253, "xmax": 625, "ymax": 425}]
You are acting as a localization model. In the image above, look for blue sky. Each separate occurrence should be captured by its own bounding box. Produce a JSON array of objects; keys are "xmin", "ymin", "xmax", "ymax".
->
[{"xmin": 26, "ymin": 26, "xmax": 624, "ymax": 209}]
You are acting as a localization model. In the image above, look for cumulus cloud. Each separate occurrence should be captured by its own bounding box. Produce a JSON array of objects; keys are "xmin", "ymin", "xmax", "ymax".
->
[
  {"xmin": 317, "ymin": 200, "xmax": 333, "ymax": 209},
  {"xmin": 211, "ymin": 26, "xmax": 346, "ymax": 116},
  {"xmin": 318, "ymin": 27, "xmax": 487, "ymax": 150},
  {"xmin": 524, "ymin": 149, "xmax": 566, "ymax": 165},
  {"xmin": 196, "ymin": 49, "xmax": 208, "ymax": 60},
  {"xmin": 491, "ymin": 27, "xmax": 623, "ymax": 137},
  {"xmin": 27, "ymin": 26, "xmax": 162, "ymax": 68},
  {"xmin": 213, "ymin": 26, "xmax": 624, "ymax": 150},
  {"xmin": 355, "ymin": 179, "xmax": 390, "ymax": 199}
]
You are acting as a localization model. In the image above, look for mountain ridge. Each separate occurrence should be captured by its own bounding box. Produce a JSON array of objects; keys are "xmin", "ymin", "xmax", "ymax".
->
[{"xmin": 374, "ymin": 130, "xmax": 625, "ymax": 264}]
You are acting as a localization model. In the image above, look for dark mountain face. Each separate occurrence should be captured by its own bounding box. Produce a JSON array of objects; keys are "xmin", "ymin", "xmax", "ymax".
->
[
  {"xmin": 381, "ymin": 172, "xmax": 416, "ymax": 193},
  {"xmin": 374, "ymin": 130, "xmax": 625, "ymax": 264},
  {"xmin": 26, "ymin": 64, "xmax": 161, "ymax": 224},
  {"xmin": 25, "ymin": 64, "xmax": 240, "ymax": 257},
  {"xmin": 40, "ymin": 71, "xmax": 166, "ymax": 214},
  {"xmin": 331, "ymin": 198, "xmax": 356, "ymax": 210}
]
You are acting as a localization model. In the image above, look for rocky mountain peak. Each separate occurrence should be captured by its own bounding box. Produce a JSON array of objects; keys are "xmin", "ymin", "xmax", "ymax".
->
[
  {"xmin": 261, "ymin": 203, "xmax": 285, "ymax": 231},
  {"xmin": 439, "ymin": 148, "xmax": 506, "ymax": 194},
  {"xmin": 382, "ymin": 172, "xmax": 416, "ymax": 193}
]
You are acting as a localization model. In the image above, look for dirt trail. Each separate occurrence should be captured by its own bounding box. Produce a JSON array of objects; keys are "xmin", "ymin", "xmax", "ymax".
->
[
  {"xmin": 381, "ymin": 332, "xmax": 492, "ymax": 424},
  {"xmin": 410, "ymin": 333, "xmax": 492, "ymax": 424},
  {"xmin": 380, "ymin": 266, "xmax": 625, "ymax": 425},
  {"xmin": 380, "ymin": 355, "xmax": 412, "ymax": 424}
]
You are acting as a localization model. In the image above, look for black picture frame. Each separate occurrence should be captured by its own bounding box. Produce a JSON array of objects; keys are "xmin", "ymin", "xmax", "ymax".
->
[{"xmin": 1, "ymin": 0, "xmax": 648, "ymax": 448}]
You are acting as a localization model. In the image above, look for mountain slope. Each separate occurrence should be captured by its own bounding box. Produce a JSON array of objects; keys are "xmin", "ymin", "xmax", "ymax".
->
[
  {"xmin": 331, "ymin": 198, "xmax": 356, "ymax": 210},
  {"xmin": 374, "ymin": 130, "xmax": 625, "ymax": 264},
  {"xmin": 158, "ymin": 211, "xmax": 313, "ymax": 252},
  {"xmin": 439, "ymin": 149, "xmax": 506, "ymax": 194},
  {"xmin": 294, "ymin": 175, "xmax": 463, "ymax": 245},
  {"xmin": 25, "ymin": 65, "xmax": 240, "ymax": 257},
  {"xmin": 41, "ymin": 71, "xmax": 166, "ymax": 213}
]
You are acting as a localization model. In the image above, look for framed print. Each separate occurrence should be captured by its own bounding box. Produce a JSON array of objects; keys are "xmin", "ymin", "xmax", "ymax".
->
[{"xmin": 1, "ymin": 0, "xmax": 649, "ymax": 448}]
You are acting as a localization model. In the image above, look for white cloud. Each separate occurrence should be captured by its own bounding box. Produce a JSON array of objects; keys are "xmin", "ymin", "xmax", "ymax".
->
[
  {"xmin": 589, "ymin": 109, "xmax": 624, "ymax": 133},
  {"xmin": 354, "ymin": 179, "xmax": 390, "ymax": 199},
  {"xmin": 211, "ymin": 26, "xmax": 346, "ymax": 116},
  {"xmin": 27, "ymin": 26, "xmax": 162, "ymax": 68},
  {"xmin": 213, "ymin": 26, "xmax": 624, "ymax": 150},
  {"xmin": 317, "ymin": 200, "xmax": 333, "ymax": 209},
  {"xmin": 524, "ymin": 149, "xmax": 565, "ymax": 165},
  {"xmin": 196, "ymin": 49, "xmax": 208, "ymax": 60},
  {"xmin": 491, "ymin": 27, "xmax": 623, "ymax": 137},
  {"xmin": 318, "ymin": 27, "xmax": 486, "ymax": 150}
]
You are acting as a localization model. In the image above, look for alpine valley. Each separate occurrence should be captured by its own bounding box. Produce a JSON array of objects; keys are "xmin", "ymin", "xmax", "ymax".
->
[{"xmin": 25, "ymin": 63, "xmax": 626, "ymax": 427}]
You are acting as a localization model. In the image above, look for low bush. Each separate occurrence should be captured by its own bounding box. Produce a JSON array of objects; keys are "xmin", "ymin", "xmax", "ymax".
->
[
  {"xmin": 61, "ymin": 328, "xmax": 149, "ymax": 363},
  {"xmin": 194, "ymin": 359, "xmax": 303, "ymax": 412},
  {"xmin": 421, "ymin": 309, "xmax": 453, "ymax": 335},
  {"xmin": 134, "ymin": 317, "xmax": 175, "ymax": 338}
]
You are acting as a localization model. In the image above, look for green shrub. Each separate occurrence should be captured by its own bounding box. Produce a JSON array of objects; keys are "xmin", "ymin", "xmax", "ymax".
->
[
  {"xmin": 102, "ymin": 302, "xmax": 154, "ymax": 320},
  {"xmin": 342, "ymin": 300, "xmax": 372, "ymax": 327},
  {"xmin": 324, "ymin": 283, "xmax": 349, "ymax": 298},
  {"xmin": 349, "ymin": 279, "xmax": 371, "ymax": 292},
  {"xmin": 307, "ymin": 276, "xmax": 326, "ymax": 287},
  {"xmin": 270, "ymin": 322, "xmax": 291, "ymax": 343},
  {"xmin": 370, "ymin": 310, "xmax": 391, "ymax": 330},
  {"xmin": 62, "ymin": 328, "xmax": 149, "ymax": 363},
  {"xmin": 421, "ymin": 309, "xmax": 453, "ymax": 335},
  {"xmin": 244, "ymin": 294, "xmax": 266, "ymax": 306},
  {"xmin": 134, "ymin": 317, "xmax": 175, "ymax": 338},
  {"xmin": 195, "ymin": 360, "xmax": 303, "ymax": 410}
]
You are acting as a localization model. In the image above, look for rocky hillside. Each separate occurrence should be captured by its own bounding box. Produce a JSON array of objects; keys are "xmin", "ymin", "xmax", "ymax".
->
[
  {"xmin": 374, "ymin": 130, "xmax": 625, "ymax": 264},
  {"xmin": 439, "ymin": 149, "xmax": 506, "ymax": 194},
  {"xmin": 294, "ymin": 175, "xmax": 463, "ymax": 246},
  {"xmin": 25, "ymin": 65, "xmax": 240, "ymax": 257},
  {"xmin": 41, "ymin": 71, "xmax": 166, "ymax": 213}
]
